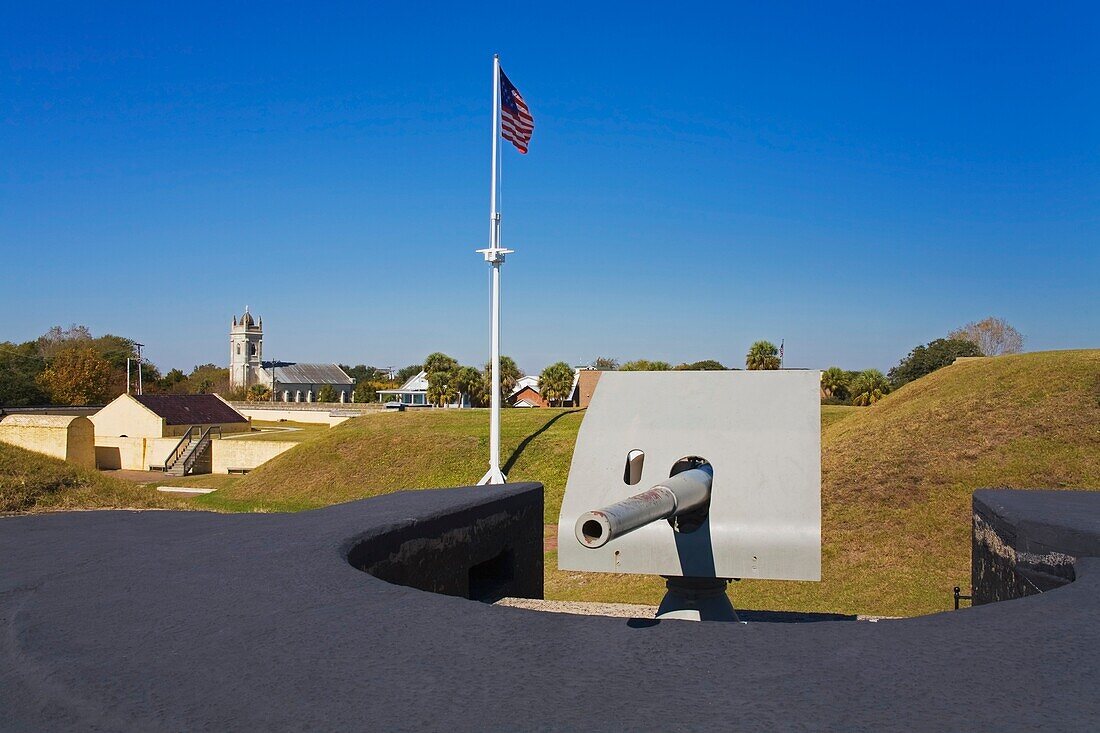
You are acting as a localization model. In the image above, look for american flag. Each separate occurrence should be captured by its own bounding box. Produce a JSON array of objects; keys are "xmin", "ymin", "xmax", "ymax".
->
[{"xmin": 500, "ymin": 68, "xmax": 533, "ymax": 154}]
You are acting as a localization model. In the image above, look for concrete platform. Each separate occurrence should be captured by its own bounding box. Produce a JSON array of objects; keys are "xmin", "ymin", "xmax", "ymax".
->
[{"xmin": 1, "ymin": 484, "xmax": 1098, "ymax": 731}]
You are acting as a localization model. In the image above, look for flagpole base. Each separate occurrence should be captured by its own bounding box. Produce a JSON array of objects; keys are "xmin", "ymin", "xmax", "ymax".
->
[{"xmin": 478, "ymin": 466, "xmax": 507, "ymax": 485}]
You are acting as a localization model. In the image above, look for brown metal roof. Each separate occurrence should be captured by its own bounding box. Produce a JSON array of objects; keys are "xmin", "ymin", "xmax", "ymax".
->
[{"xmin": 132, "ymin": 395, "xmax": 248, "ymax": 426}]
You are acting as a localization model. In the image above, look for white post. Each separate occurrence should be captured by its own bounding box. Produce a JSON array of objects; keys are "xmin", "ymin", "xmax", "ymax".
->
[
  {"xmin": 126, "ymin": 358, "xmax": 131, "ymax": 395},
  {"xmin": 478, "ymin": 54, "xmax": 511, "ymax": 485}
]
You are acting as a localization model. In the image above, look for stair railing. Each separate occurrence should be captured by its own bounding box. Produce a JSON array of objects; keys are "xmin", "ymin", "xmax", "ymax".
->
[
  {"xmin": 181, "ymin": 426, "xmax": 221, "ymax": 475},
  {"xmin": 164, "ymin": 426, "xmax": 199, "ymax": 471}
]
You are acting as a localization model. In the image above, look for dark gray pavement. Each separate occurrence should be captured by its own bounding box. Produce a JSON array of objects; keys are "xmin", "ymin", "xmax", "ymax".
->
[{"xmin": 1, "ymin": 484, "xmax": 1098, "ymax": 731}]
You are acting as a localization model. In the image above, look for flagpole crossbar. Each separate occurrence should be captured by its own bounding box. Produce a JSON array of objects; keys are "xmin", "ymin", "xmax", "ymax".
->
[{"xmin": 476, "ymin": 247, "xmax": 513, "ymax": 264}]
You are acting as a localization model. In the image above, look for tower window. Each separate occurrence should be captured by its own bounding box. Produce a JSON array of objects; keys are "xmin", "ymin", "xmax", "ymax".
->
[
  {"xmin": 250, "ymin": 343, "xmax": 256, "ymax": 356},
  {"xmin": 236, "ymin": 344, "xmax": 241, "ymax": 355}
]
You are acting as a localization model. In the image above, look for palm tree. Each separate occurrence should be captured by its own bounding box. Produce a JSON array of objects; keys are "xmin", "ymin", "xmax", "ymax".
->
[
  {"xmin": 538, "ymin": 362, "xmax": 575, "ymax": 406},
  {"xmin": 849, "ymin": 369, "xmax": 891, "ymax": 406},
  {"xmin": 426, "ymin": 370, "xmax": 456, "ymax": 407},
  {"xmin": 452, "ymin": 366, "xmax": 484, "ymax": 407},
  {"xmin": 484, "ymin": 355, "xmax": 523, "ymax": 402},
  {"xmin": 745, "ymin": 341, "xmax": 780, "ymax": 370},
  {"xmin": 820, "ymin": 366, "xmax": 850, "ymax": 399}
]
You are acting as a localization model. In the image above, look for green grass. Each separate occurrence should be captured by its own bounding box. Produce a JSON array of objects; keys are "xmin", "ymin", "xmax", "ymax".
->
[
  {"xmin": 222, "ymin": 408, "xmax": 584, "ymax": 518},
  {"xmin": 0, "ymin": 442, "xmax": 187, "ymax": 513},
  {"xmin": 821, "ymin": 404, "xmax": 859, "ymax": 429},
  {"xmin": 230, "ymin": 420, "xmax": 331, "ymax": 442}
]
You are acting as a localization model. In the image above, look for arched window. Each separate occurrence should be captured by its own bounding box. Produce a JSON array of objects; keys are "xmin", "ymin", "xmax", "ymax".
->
[
  {"xmin": 249, "ymin": 343, "xmax": 256, "ymax": 356},
  {"xmin": 236, "ymin": 344, "xmax": 241, "ymax": 355}
]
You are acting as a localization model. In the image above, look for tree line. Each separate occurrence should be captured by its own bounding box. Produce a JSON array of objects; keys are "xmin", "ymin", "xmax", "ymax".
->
[
  {"xmin": 1, "ymin": 316, "xmax": 1023, "ymax": 408},
  {"xmin": 0, "ymin": 325, "xmax": 234, "ymax": 407},
  {"xmin": 823, "ymin": 316, "xmax": 1024, "ymax": 406}
]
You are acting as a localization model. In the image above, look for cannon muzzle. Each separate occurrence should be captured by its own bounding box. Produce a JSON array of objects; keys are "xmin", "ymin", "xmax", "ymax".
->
[{"xmin": 575, "ymin": 464, "xmax": 712, "ymax": 549}]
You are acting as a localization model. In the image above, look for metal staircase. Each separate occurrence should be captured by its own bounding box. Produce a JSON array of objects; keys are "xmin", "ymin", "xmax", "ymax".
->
[{"xmin": 164, "ymin": 426, "xmax": 219, "ymax": 476}]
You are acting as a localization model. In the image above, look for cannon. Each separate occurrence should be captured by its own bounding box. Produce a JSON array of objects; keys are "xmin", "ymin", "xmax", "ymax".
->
[
  {"xmin": 557, "ymin": 370, "xmax": 822, "ymax": 622},
  {"xmin": 575, "ymin": 461, "xmax": 712, "ymax": 549}
]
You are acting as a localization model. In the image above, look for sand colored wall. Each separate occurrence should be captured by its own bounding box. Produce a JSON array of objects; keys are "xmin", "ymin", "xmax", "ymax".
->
[
  {"xmin": 93, "ymin": 435, "xmax": 294, "ymax": 472},
  {"xmin": 0, "ymin": 414, "xmax": 96, "ymax": 469},
  {"xmin": 234, "ymin": 407, "xmax": 353, "ymax": 426},
  {"xmin": 211, "ymin": 440, "xmax": 295, "ymax": 473},
  {"xmin": 94, "ymin": 436, "xmax": 180, "ymax": 470},
  {"xmin": 91, "ymin": 395, "xmax": 165, "ymax": 438}
]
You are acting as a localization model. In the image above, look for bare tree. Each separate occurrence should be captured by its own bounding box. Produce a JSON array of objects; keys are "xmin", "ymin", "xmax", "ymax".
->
[{"xmin": 948, "ymin": 317, "xmax": 1024, "ymax": 356}]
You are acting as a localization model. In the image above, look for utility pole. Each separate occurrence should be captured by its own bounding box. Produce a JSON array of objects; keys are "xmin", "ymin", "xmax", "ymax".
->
[
  {"xmin": 126, "ymin": 358, "xmax": 131, "ymax": 395},
  {"xmin": 134, "ymin": 343, "xmax": 145, "ymax": 395}
]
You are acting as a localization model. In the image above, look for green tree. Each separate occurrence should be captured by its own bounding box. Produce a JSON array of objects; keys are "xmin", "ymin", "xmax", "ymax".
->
[
  {"xmin": 354, "ymin": 378, "xmax": 394, "ymax": 403},
  {"xmin": 539, "ymin": 362, "xmax": 575, "ymax": 406},
  {"xmin": 0, "ymin": 341, "xmax": 48, "ymax": 406},
  {"xmin": 745, "ymin": 341, "xmax": 780, "ymax": 370},
  {"xmin": 620, "ymin": 359, "xmax": 673, "ymax": 371},
  {"xmin": 483, "ymin": 355, "xmax": 523, "ymax": 402},
  {"xmin": 452, "ymin": 366, "xmax": 485, "ymax": 407},
  {"xmin": 316, "ymin": 385, "xmax": 338, "ymax": 403},
  {"xmin": 675, "ymin": 360, "xmax": 726, "ymax": 370},
  {"xmin": 849, "ymin": 369, "xmax": 891, "ymax": 406},
  {"xmin": 395, "ymin": 364, "xmax": 423, "ymax": 384},
  {"xmin": 820, "ymin": 366, "xmax": 851, "ymax": 401},
  {"xmin": 592, "ymin": 357, "xmax": 619, "ymax": 371},
  {"xmin": 948, "ymin": 316, "xmax": 1024, "ymax": 356},
  {"xmin": 187, "ymin": 364, "xmax": 230, "ymax": 395},
  {"xmin": 426, "ymin": 370, "xmax": 456, "ymax": 407},
  {"xmin": 888, "ymin": 338, "xmax": 983, "ymax": 388},
  {"xmin": 35, "ymin": 347, "xmax": 114, "ymax": 405},
  {"xmin": 424, "ymin": 352, "xmax": 459, "ymax": 377},
  {"xmin": 247, "ymin": 384, "xmax": 272, "ymax": 402}
]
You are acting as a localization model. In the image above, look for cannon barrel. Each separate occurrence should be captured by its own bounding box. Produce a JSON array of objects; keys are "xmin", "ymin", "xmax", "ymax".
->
[{"xmin": 575, "ymin": 464, "xmax": 713, "ymax": 549}]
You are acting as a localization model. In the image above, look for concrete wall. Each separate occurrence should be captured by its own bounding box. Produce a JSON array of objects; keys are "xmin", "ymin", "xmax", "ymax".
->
[
  {"xmin": 94, "ymin": 435, "xmax": 295, "ymax": 472},
  {"xmin": 972, "ymin": 489, "xmax": 1100, "ymax": 604},
  {"xmin": 94, "ymin": 436, "xmax": 180, "ymax": 470},
  {"xmin": 0, "ymin": 414, "xmax": 96, "ymax": 469},
  {"xmin": 233, "ymin": 406, "xmax": 371, "ymax": 426},
  {"xmin": 91, "ymin": 396, "xmax": 164, "ymax": 438},
  {"xmin": 211, "ymin": 440, "xmax": 295, "ymax": 473}
]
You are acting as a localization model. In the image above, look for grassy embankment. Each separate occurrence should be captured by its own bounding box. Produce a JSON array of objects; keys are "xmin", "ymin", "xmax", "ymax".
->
[
  {"xmin": 0, "ymin": 442, "xmax": 187, "ymax": 513},
  {"xmin": 6, "ymin": 350, "xmax": 1097, "ymax": 617}
]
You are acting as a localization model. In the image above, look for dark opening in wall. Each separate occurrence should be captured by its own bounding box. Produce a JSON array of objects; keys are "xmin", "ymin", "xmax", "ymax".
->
[{"xmin": 468, "ymin": 550, "xmax": 515, "ymax": 602}]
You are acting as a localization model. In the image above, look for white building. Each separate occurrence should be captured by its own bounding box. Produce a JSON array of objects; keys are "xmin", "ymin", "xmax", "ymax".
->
[
  {"xmin": 377, "ymin": 370, "xmax": 470, "ymax": 408},
  {"xmin": 228, "ymin": 308, "xmax": 355, "ymax": 402}
]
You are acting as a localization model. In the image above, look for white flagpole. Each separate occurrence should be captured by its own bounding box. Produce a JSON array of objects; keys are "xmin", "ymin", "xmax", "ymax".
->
[{"xmin": 478, "ymin": 53, "xmax": 511, "ymax": 485}]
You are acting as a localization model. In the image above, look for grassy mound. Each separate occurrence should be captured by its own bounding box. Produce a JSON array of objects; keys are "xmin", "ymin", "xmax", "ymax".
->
[
  {"xmin": 0, "ymin": 442, "xmax": 186, "ymax": 513},
  {"xmin": 204, "ymin": 409, "xmax": 584, "ymax": 515}
]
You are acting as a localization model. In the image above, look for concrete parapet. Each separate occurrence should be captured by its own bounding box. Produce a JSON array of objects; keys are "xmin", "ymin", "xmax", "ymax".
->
[{"xmin": 0, "ymin": 414, "xmax": 96, "ymax": 469}]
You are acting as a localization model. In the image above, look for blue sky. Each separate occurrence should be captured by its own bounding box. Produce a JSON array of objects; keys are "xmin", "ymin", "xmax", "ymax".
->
[{"xmin": 2, "ymin": 3, "xmax": 1097, "ymax": 375}]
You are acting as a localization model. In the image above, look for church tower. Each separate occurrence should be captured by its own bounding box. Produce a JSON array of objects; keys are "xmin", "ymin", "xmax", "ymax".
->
[{"xmin": 229, "ymin": 307, "xmax": 263, "ymax": 389}]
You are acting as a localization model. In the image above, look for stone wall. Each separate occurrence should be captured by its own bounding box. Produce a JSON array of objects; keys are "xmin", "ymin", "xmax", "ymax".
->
[{"xmin": 972, "ymin": 488, "xmax": 1100, "ymax": 604}]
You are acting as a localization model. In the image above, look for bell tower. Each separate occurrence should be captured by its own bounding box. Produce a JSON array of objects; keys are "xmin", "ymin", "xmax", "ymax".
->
[{"xmin": 229, "ymin": 306, "xmax": 263, "ymax": 389}]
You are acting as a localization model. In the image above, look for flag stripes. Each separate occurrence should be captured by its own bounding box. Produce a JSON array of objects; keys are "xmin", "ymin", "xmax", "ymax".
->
[{"xmin": 499, "ymin": 68, "xmax": 533, "ymax": 154}]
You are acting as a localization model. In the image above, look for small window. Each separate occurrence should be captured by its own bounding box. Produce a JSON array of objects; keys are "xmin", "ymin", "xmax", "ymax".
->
[{"xmin": 624, "ymin": 450, "xmax": 645, "ymax": 485}]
